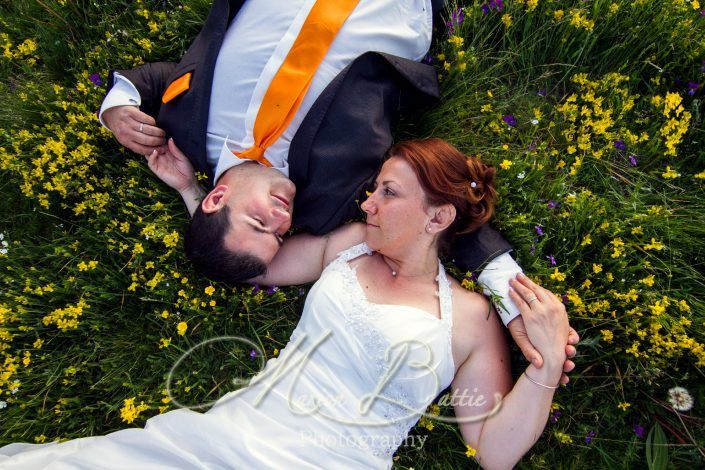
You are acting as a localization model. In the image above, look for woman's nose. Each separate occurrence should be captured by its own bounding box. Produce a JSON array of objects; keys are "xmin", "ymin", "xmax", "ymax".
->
[{"xmin": 361, "ymin": 195, "xmax": 375, "ymax": 214}]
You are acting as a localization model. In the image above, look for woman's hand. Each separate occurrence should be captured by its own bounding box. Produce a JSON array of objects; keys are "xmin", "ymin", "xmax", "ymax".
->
[
  {"xmin": 145, "ymin": 138, "xmax": 198, "ymax": 194},
  {"xmin": 508, "ymin": 273, "xmax": 570, "ymax": 374}
]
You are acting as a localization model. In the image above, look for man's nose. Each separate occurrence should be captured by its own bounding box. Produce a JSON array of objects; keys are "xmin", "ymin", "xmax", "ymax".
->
[{"xmin": 270, "ymin": 205, "xmax": 291, "ymax": 226}]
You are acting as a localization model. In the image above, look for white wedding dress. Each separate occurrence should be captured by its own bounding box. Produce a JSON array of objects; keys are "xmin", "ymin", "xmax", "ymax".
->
[{"xmin": 0, "ymin": 243, "xmax": 455, "ymax": 469}]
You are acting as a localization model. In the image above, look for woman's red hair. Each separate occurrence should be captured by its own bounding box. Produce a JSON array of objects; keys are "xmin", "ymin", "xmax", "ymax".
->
[{"xmin": 386, "ymin": 138, "xmax": 497, "ymax": 240}]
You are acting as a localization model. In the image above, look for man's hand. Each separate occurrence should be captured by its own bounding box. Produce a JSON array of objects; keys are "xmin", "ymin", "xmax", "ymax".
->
[
  {"xmin": 146, "ymin": 138, "xmax": 204, "ymax": 217},
  {"xmin": 103, "ymin": 105, "xmax": 166, "ymax": 155},
  {"xmin": 508, "ymin": 315, "xmax": 579, "ymax": 385},
  {"xmin": 145, "ymin": 138, "xmax": 198, "ymax": 193}
]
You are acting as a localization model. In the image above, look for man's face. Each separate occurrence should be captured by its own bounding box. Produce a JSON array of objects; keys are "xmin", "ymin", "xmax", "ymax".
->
[{"xmin": 218, "ymin": 166, "xmax": 296, "ymax": 264}]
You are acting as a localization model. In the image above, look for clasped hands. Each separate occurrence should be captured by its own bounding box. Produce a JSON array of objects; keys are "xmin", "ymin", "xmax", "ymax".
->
[{"xmin": 507, "ymin": 273, "xmax": 578, "ymax": 385}]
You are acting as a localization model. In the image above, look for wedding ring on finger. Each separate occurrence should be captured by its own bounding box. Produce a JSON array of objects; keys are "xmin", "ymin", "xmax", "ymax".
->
[
  {"xmin": 139, "ymin": 122, "xmax": 145, "ymax": 133},
  {"xmin": 527, "ymin": 295, "xmax": 539, "ymax": 305}
]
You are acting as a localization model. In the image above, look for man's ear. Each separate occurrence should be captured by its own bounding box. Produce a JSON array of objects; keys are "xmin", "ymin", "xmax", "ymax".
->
[
  {"xmin": 201, "ymin": 185, "xmax": 229, "ymax": 214},
  {"xmin": 428, "ymin": 204, "xmax": 456, "ymax": 233}
]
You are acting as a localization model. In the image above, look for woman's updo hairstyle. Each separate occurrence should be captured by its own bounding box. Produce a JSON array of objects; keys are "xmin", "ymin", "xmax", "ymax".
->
[{"xmin": 386, "ymin": 138, "xmax": 497, "ymax": 249}]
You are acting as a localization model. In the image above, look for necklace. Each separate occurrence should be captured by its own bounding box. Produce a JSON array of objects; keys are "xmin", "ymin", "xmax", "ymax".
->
[{"xmin": 383, "ymin": 256, "xmax": 437, "ymax": 278}]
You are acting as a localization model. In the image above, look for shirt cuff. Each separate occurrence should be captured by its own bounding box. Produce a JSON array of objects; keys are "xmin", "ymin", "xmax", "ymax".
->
[
  {"xmin": 477, "ymin": 252, "xmax": 523, "ymax": 327},
  {"xmin": 98, "ymin": 72, "xmax": 141, "ymax": 129}
]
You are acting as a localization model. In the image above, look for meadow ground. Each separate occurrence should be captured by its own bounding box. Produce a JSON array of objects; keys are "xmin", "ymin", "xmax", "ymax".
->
[{"xmin": 0, "ymin": 0, "xmax": 703, "ymax": 468}]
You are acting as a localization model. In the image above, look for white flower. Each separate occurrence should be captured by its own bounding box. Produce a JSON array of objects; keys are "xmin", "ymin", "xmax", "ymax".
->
[
  {"xmin": 531, "ymin": 119, "xmax": 539, "ymax": 125},
  {"xmin": 0, "ymin": 249, "xmax": 6, "ymax": 255},
  {"xmin": 0, "ymin": 233, "xmax": 4, "ymax": 240},
  {"xmin": 517, "ymin": 171, "xmax": 526, "ymax": 179},
  {"xmin": 0, "ymin": 401, "xmax": 6, "ymax": 409},
  {"xmin": 668, "ymin": 386, "xmax": 694, "ymax": 411}
]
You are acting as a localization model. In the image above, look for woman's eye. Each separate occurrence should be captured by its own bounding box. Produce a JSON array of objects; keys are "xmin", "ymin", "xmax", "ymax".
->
[{"xmin": 383, "ymin": 187, "xmax": 394, "ymax": 196}]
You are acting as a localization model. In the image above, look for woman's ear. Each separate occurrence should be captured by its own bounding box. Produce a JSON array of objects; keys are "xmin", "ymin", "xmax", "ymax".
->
[
  {"xmin": 201, "ymin": 185, "xmax": 229, "ymax": 214},
  {"xmin": 428, "ymin": 204, "xmax": 456, "ymax": 233}
]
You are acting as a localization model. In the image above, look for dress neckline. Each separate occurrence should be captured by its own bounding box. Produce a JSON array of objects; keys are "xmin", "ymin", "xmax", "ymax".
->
[{"xmin": 335, "ymin": 243, "xmax": 453, "ymax": 326}]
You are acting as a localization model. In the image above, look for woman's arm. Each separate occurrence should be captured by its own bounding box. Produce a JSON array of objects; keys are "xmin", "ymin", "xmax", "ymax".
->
[
  {"xmin": 452, "ymin": 274, "xmax": 569, "ymax": 469},
  {"xmin": 250, "ymin": 222, "xmax": 367, "ymax": 286}
]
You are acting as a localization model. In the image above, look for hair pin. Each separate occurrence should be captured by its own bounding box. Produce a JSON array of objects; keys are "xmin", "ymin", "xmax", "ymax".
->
[{"xmin": 470, "ymin": 181, "xmax": 477, "ymax": 188}]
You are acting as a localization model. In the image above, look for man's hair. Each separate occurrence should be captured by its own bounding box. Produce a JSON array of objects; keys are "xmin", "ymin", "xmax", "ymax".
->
[{"xmin": 184, "ymin": 204, "xmax": 267, "ymax": 283}]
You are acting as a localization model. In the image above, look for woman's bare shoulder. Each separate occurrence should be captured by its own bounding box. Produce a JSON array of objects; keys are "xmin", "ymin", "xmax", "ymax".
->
[{"xmin": 447, "ymin": 276, "xmax": 491, "ymax": 318}]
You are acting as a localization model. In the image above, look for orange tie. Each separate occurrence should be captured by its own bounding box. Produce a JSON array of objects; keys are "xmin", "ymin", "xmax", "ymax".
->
[{"xmin": 235, "ymin": 0, "xmax": 360, "ymax": 167}]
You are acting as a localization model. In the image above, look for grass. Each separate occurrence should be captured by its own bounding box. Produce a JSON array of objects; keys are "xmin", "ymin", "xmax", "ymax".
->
[{"xmin": 1, "ymin": 0, "xmax": 704, "ymax": 467}]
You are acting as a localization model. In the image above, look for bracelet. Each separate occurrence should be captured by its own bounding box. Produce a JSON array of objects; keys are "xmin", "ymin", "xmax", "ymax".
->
[{"xmin": 523, "ymin": 371, "xmax": 559, "ymax": 390}]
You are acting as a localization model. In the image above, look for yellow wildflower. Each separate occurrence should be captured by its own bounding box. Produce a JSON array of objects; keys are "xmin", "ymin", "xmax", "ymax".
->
[
  {"xmin": 501, "ymin": 14, "xmax": 512, "ymax": 28},
  {"xmin": 465, "ymin": 445, "xmax": 477, "ymax": 458},
  {"xmin": 204, "ymin": 286, "xmax": 215, "ymax": 296},
  {"xmin": 550, "ymin": 268, "xmax": 566, "ymax": 282},
  {"xmin": 500, "ymin": 159, "xmax": 513, "ymax": 170},
  {"xmin": 662, "ymin": 166, "xmax": 679, "ymax": 179},
  {"xmin": 617, "ymin": 402, "xmax": 631, "ymax": 411},
  {"xmin": 677, "ymin": 300, "xmax": 691, "ymax": 313},
  {"xmin": 601, "ymin": 330, "xmax": 614, "ymax": 343},
  {"xmin": 643, "ymin": 238, "xmax": 664, "ymax": 251},
  {"xmin": 592, "ymin": 264, "xmax": 602, "ymax": 274},
  {"xmin": 177, "ymin": 321, "xmax": 188, "ymax": 336},
  {"xmin": 120, "ymin": 397, "xmax": 149, "ymax": 424},
  {"xmin": 554, "ymin": 10, "xmax": 564, "ymax": 20},
  {"xmin": 580, "ymin": 235, "xmax": 592, "ymax": 246},
  {"xmin": 639, "ymin": 275, "xmax": 655, "ymax": 287}
]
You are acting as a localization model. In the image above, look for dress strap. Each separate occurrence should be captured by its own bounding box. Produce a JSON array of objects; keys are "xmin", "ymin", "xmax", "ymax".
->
[
  {"xmin": 335, "ymin": 242, "xmax": 373, "ymax": 263},
  {"xmin": 436, "ymin": 261, "xmax": 453, "ymax": 326}
]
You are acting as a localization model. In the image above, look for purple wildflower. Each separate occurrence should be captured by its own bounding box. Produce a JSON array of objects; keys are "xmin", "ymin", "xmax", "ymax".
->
[
  {"xmin": 546, "ymin": 255, "xmax": 557, "ymax": 266},
  {"xmin": 687, "ymin": 81, "xmax": 700, "ymax": 96},
  {"xmin": 547, "ymin": 200, "xmax": 560, "ymax": 209},
  {"xmin": 491, "ymin": 0, "xmax": 504, "ymax": 11},
  {"xmin": 537, "ymin": 89, "xmax": 547, "ymax": 98},
  {"xmin": 298, "ymin": 288, "xmax": 306, "ymax": 296},
  {"xmin": 446, "ymin": 8, "xmax": 465, "ymax": 32},
  {"xmin": 89, "ymin": 73, "xmax": 102, "ymax": 86},
  {"xmin": 561, "ymin": 293, "xmax": 569, "ymax": 304},
  {"xmin": 530, "ymin": 244, "xmax": 536, "ymax": 255},
  {"xmin": 628, "ymin": 155, "xmax": 638, "ymax": 167},
  {"xmin": 481, "ymin": 3, "xmax": 490, "ymax": 15},
  {"xmin": 251, "ymin": 284, "xmax": 261, "ymax": 294},
  {"xmin": 633, "ymin": 423, "xmax": 645, "ymax": 438},
  {"xmin": 535, "ymin": 225, "xmax": 544, "ymax": 236},
  {"xmin": 502, "ymin": 114, "xmax": 517, "ymax": 127},
  {"xmin": 549, "ymin": 410, "xmax": 561, "ymax": 424},
  {"xmin": 422, "ymin": 53, "xmax": 433, "ymax": 65},
  {"xmin": 465, "ymin": 272, "xmax": 479, "ymax": 283},
  {"xmin": 614, "ymin": 140, "xmax": 626, "ymax": 151},
  {"xmin": 249, "ymin": 349, "xmax": 257, "ymax": 360},
  {"xmin": 266, "ymin": 286, "xmax": 279, "ymax": 295},
  {"xmin": 585, "ymin": 431, "xmax": 596, "ymax": 444}
]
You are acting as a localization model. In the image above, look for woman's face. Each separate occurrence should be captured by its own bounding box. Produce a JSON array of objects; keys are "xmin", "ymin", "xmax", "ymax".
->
[{"xmin": 361, "ymin": 157, "xmax": 431, "ymax": 255}]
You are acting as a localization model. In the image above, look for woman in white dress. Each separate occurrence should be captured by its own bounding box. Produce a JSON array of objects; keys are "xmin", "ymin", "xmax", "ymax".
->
[{"xmin": 0, "ymin": 138, "xmax": 576, "ymax": 469}]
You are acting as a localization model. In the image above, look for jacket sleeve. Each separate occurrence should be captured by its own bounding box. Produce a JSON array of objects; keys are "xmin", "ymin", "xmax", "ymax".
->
[
  {"xmin": 450, "ymin": 224, "xmax": 514, "ymax": 273},
  {"xmin": 107, "ymin": 62, "xmax": 179, "ymax": 119}
]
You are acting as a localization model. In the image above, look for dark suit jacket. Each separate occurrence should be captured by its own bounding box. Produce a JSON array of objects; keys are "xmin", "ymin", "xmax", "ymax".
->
[{"xmin": 108, "ymin": 0, "xmax": 512, "ymax": 272}]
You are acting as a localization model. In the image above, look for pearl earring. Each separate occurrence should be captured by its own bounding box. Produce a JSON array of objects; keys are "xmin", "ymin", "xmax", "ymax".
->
[{"xmin": 426, "ymin": 226, "xmax": 431, "ymax": 232}]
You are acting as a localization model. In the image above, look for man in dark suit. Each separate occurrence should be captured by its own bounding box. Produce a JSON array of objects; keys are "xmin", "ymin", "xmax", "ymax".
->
[{"xmin": 100, "ymin": 0, "xmax": 578, "ymax": 375}]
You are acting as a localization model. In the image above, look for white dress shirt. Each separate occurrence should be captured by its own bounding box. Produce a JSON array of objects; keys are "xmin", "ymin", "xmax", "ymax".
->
[{"xmin": 98, "ymin": 0, "xmax": 523, "ymax": 325}]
